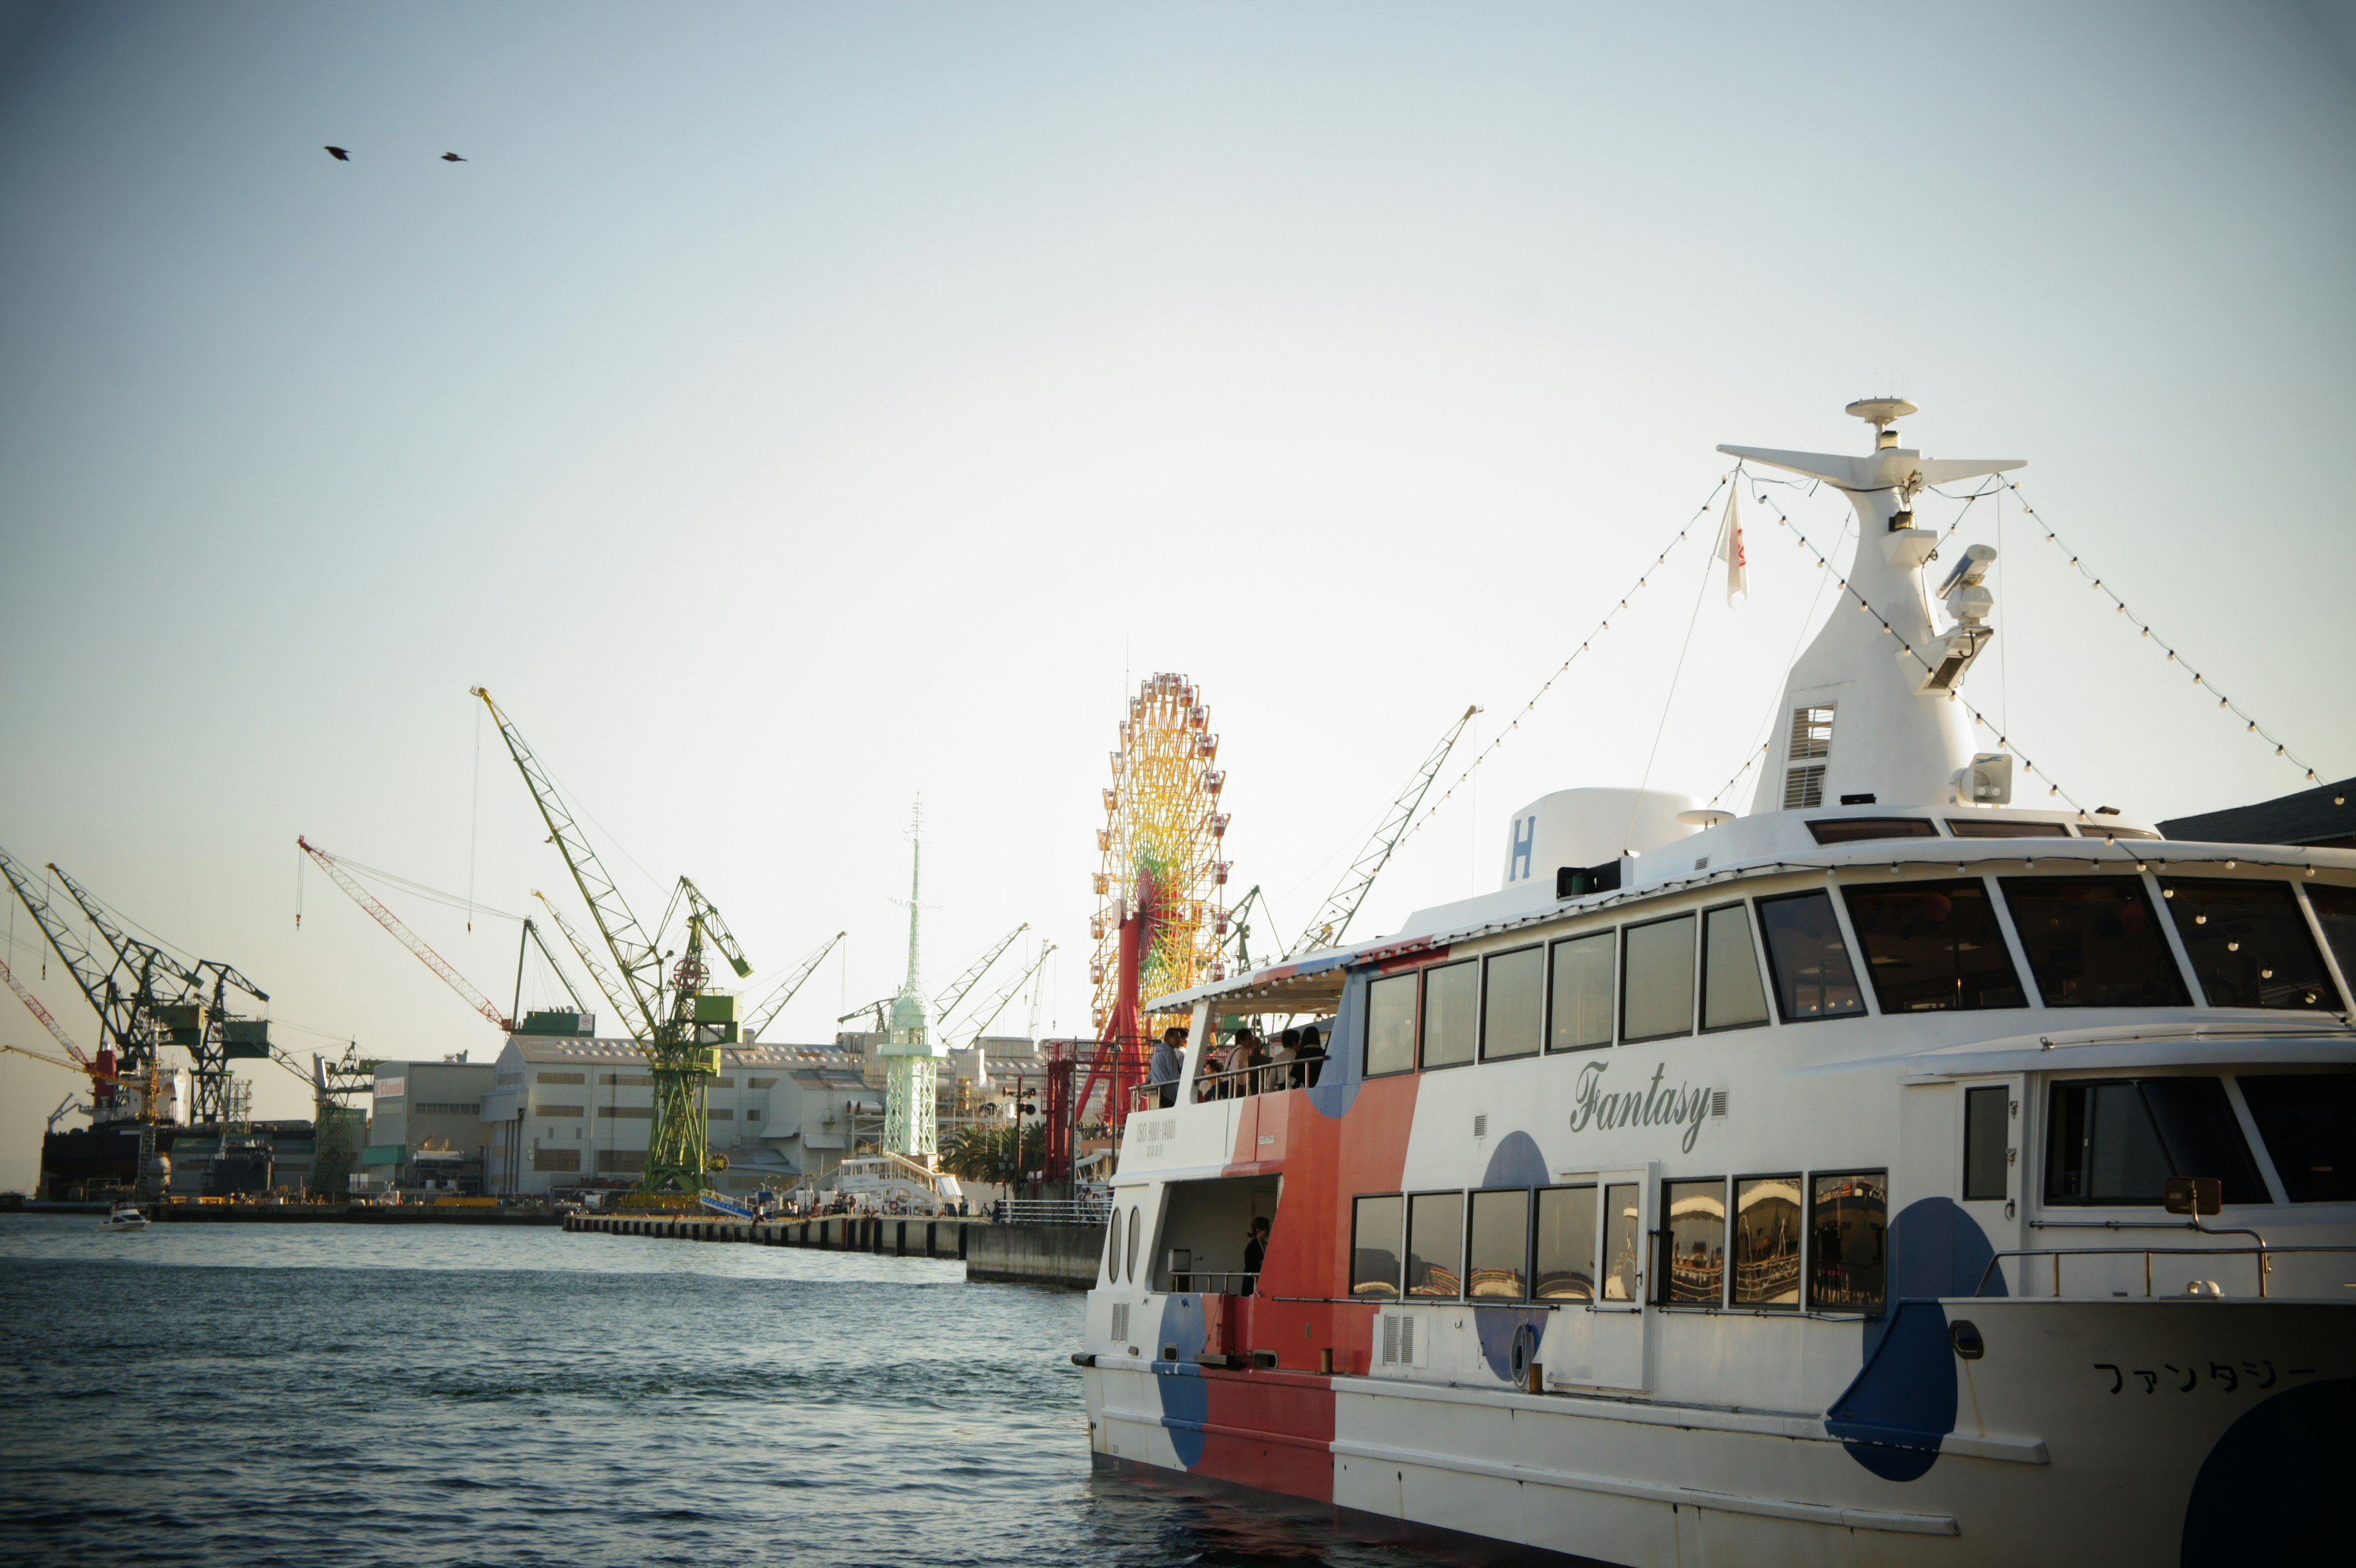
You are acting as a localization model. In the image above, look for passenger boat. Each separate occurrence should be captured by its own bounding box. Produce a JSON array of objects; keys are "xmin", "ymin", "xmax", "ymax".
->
[
  {"xmin": 1075, "ymin": 401, "xmax": 2355, "ymax": 1565},
  {"xmin": 99, "ymin": 1205, "xmax": 150, "ymax": 1230}
]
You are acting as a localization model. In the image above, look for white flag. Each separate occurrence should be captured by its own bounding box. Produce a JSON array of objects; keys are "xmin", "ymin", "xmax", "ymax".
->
[{"xmin": 1714, "ymin": 486, "xmax": 1749, "ymax": 605}]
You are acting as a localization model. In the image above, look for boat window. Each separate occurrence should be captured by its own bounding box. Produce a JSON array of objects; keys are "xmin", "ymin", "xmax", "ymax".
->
[
  {"xmin": 1946, "ymin": 818, "xmax": 2070, "ymax": 839},
  {"xmin": 2084, "ymin": 825, "xmax": 2159, "ymax": 842},
  {"xmin": 2236, "ymin": 1073, "xmax": 2356, "ymax": 1203},
  {"xmin": 1756, "ymin": 891, "xmax": 1866, "ymax": 1022},
  {"xmin": 1365, "ymin": 973, "xmax": 1417, "ymax": 1077},
  {"xmin": 1806, "ymin": 817, "xmax": 1938, "ymax": 845},
  {"xmin": 1126, "ymin": 1205, "xmax": 1141, "ymax": 1282},
  {"xmin": 1808, "ymin": 1172, "xmax": 1887, "ymax": 1312},
  {"xmin": 1533, "ymin": 1184, "xmax": 1597, "ymax": 1301},
  {"xmin": 1731, "ymin": 1175, "xmax": 1803, "ymax": 1308},
  {"xmin": 1547, "ymin": 931, "xmax": 1614, "ymax": 1051},
  {"xmin": 1405, "ymin": 1191, "xmax": 1465, "ymax": 1297},
  {"xmin": 1106, "ymin": 1206, "xmax": 1122, "ymax": 1283},
  {"xmin": 1660, "ymin": 1178, "xmax": 1725, "ymax": 1306},
  {"xmin": 2159, "ymin": 878, "xmax": 2333, "ymax": 1009},
  {"xmin": 2306, "ymin": 885, "xmax": 2356, "ymax": 995},
  {"xmin": 1963, "ymin": 1085, "xmax": 2009, "ymax": 1201},
  {"xmin": 1480, "ymin": 946, "xmax": 1544, "ymax": 1061},
  {"xmin": 2044, "ymin": 1078, "xmax": 2268, "ymax": 1205},
  {"xmin": 1350, "ymin": 1194, "xmax": 1404, "ymax": 1296},
  {"xmin": 1621, "ymin": 913, "xmax": 1696, "ymax": 1042},
  {"xmin": 1466, "ymin": 1188, "xmax": 1531, "ymax": 1298},
  {"xmin": 1420, "ymin": 960, "xmax": 1478, "ymax": 1069},
  {"xmin": 1843, "ymin": 880, "xmax": 2027, "ymax": 1013},
  {"xmin": 1701, "ymin": 904, "xmax": 1769, "ymax": 1031},
  {"xmin": 2001, "ymin": 877, "xmax": 2190, "ymax": 1007},
  {"xmin": 1601, "ymin": 1182, "xmax": 1642, "ymax": 1302}
]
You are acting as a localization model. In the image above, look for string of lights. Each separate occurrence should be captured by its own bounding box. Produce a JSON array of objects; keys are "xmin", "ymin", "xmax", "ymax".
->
[
  {"xmin": 1739, "ymin": 474, "xmax": 2094, "ymax": 815},
  {"xmin": 2004, "ymin": 480, "xmax": 2325, "ymax": 786},
  {"xmin": 1396, "ymin": 472, "xmax": 1733, "ymax": 850},
  {"xmin": 1704, "ymin": 743, "xmax": 1768, "ymax": 810}
]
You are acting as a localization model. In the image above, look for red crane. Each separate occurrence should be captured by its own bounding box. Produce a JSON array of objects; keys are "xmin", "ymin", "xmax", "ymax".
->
[{"xmin": 298, "ymin": 836, "xmax": 510, "ymax": 1031}]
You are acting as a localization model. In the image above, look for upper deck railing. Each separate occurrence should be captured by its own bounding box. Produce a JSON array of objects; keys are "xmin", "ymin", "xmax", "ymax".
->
[{"xmin": 1128, "ymin": 1057, "xmax": 1331, "ymax": 1113}]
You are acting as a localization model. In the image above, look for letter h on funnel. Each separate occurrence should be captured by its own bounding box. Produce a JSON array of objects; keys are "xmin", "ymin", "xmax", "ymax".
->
[{"xmin": 1509, "ymin": 815, "xmax": 1537, "ymax": 883}]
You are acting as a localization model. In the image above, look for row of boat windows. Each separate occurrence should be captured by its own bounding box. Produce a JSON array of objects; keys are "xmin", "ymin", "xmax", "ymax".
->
[
  {"xmin": 2032, "ymin": 1073, "xmax": 2356, "ymax": 1205},
  {"xmin": 1363, "ymin": 876, "xmax": 2356, "ymax": 1074},
  {"xmin": 1803, "ymin": 815, "xmax": 2157, "ymax": 845},
  {"xmin": 1347, "ymin": 1172, "xmax": 1888, "ymax": 1313}
]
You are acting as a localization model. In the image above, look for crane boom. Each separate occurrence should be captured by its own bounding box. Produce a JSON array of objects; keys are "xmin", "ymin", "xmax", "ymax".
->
[
  {"xmin": 1, "ymin": 844, "xmax": 152, "ymax": 1065},
  {"xmin": 748, "ymin": 931, "xmax": 845, "ymax": 1041},
  {"xmin": 3, "ymin": 1041, "xmax": 137, "ymax": 1084},
  {"xmin": 933, "ymin": 923, "xmax": 1027, "ymax": 1031},
  {"xmin": 298, "ymin": 836, "xmax": 509, "ymax": 1031},
  {"xmin": 2, "ymin": 955, "xmax": 90, "ymax": 1064},
  {"xmin": 1287, "ymin": 704, "xmax": 1479, "ymax": 959},
  {"xmin": 532, "ymin": 891, "xmax": 631, "ymax": 1030},
  {"xmin": 521, "ymin": 918, "xmax": 591, "ymax": 1016},
  {"xmin": 676, "ymin": 877, "xmax": 753, "ymax": 980},
  {"xmin": 955, "ymin": 940, "xmax": 1055, "ymax": 1048},
  {"xmin": 472, "ymin": 686, "xmax": 666, "ymax": 1039}
]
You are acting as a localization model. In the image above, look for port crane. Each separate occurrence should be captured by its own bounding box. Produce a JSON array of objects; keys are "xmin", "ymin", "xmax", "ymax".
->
[
  {"xmin": 474, "ymin": 686, "xmax": 754, "ymax": 1195},
  {"xmin": 533, "ymin": 891, "xmax": 632, "ymax": 1028},
  {"xmin": 951, "ymin": 940, "xmax": 1056, "ymax": 1049},
  {"xmin": 839, "ymin": 923, "xmax": 1027, "ymax": 1031},
  {"xmin": 512, "ymin": 917, "xmax": 590, "ymax": 1020},
  {"xmin": 746, "ymin": 931, "xmax": 845, "ymax": 1042},
  {"xmin": 1284, "ymin": 704, "xmax": 1478, "ymax": 958},
  {"xmin": 298, "ymin": 836, "xmax": 514, "ymax": 1031}
]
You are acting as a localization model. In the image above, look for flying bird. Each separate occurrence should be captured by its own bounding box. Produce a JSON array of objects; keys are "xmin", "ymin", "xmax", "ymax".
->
[
  {"xmin": 441, "ymin": 152, "xmax": 466, "ymax": 162},
  {"xmin": 324, "ymin": 145, "xmax": 350, "ymax": 161}
]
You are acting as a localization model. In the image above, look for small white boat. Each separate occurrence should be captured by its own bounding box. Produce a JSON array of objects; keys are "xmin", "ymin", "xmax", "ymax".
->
[{"xmin": 99, "ymin": 1205, "xmax": 150, "ymax": 1230}]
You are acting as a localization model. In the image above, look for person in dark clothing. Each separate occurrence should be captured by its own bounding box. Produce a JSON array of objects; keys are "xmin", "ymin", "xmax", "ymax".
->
[
  {"xmin": 1295, "ymin": 1023, "xmax": 1326, "ymax": 1087},
  {"xmin": 1242, "ymin": 1215, "xmax": 1271, "ymax": 1293}
]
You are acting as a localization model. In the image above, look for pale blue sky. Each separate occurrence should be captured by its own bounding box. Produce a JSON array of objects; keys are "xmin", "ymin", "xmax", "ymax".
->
[{"xmin": 2, "ymin": 2, "xmax": 2351, "ymax": 1188}]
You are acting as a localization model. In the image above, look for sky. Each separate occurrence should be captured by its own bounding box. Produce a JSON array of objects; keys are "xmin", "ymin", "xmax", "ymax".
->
[{"xmin": 2, "ymin": 2, "xmax": 2352, "ymax": 1192}]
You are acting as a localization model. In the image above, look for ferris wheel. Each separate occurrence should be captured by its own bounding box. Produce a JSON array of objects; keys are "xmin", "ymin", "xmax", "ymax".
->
[{"xmin": 1092, "ymin": 672, "xmax": 1230, "ymax": 1036}]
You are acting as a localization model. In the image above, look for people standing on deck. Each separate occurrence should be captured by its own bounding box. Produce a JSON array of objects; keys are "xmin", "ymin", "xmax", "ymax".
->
[
  {"xmin": 1295, "ymin": 1024, "xmax": 1326, "ymax": 1087},
  {"xmin": 1245, "ymin": 1031, "xmax": 1274, "ymax": 1094},
  {"xmin": 1265, "ymin": 1029, "xmax": 1298, "ymax": 1094},
  {"xmin": 1147, "ymin": 1026, "xmax": 1187, "ymax": 1108},
  {"xmin": 1242, "ymin": 1215, "xmax": 1271, "ymax": 1294},
  {"xmin": 1212, "ymin": 1028, "xmax": 1257, "ymax": 1098}
]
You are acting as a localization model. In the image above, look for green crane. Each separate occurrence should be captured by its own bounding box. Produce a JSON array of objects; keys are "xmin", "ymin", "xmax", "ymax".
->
[
  {"xmin": 474, "ymin": 688, "xmax": 753, "ymax": 1196},
  {"xmin": 746, "ymin": 931, "xmax": 845, "ymax": 1042},
  {"xmin": 532, "ymin": 890, "xmax": 633, "ymax": 1029}
]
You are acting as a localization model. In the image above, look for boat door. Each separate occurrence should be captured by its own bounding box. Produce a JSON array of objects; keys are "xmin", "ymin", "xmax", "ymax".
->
[
  {"xmin": 1589, "ymin": 1165, "xmax": 1654, "ymax": 1391},
  {"xmin": 1957, "ymin": 1074, "xmax": 2027, "ymax": 1293}
]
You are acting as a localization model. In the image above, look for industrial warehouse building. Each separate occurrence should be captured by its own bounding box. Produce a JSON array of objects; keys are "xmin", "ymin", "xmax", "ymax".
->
[
  {"xmin": 476, "ymin": 1033, "xmax": 888, "ymax": 1197},
  {"xmin": 361, "ymin": 1056, "xmax": 498, "ymax": 1193}
]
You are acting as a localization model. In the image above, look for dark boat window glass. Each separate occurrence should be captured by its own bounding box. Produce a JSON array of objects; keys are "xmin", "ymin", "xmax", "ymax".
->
[
  {"xmin": 2238, "ymin": 1073, "xmax": 2356, "ymax": 1203},
  {"xmin": 1350, "ymin": 1194, "xmax": 1404, "ymax": 1296},
  {"xmin": 1946, "ymin": 818, "xmax": 2071, "ymax": 839},
  {"xmin": 2298, "ymin": 885, "xmax": 2356, "ymax": 994},
  {"xmin": 1105, "ymin": 1207, "xmax": 1122, "ymax": 1283},
  {"xmin": 2160, "ymin": 878, "xmax": 2333, "ymax": 1009},
  {"xmin": 1701, "ymin": 904, "xmax": 1769, "ymax": 1031},
  {"xmin": 2044, "ymin": 1078, "xmax": 2267, "ymax": 1205},
  {"xmin": 1807, "ymin": 1171, "xmax": 1887, "ymax": 1312},
  {"xmin": 1757, "ymin": 891, "xmax": 1866, "ymax": 1022},
  {"xmin": 1806, "ymin": 817, "xmax": 1938, "ymax": 845},
  {"xmin": 1405, "ymin": 1191, "xmax": 1464, "ymax": 1298},
  {"xmin": 2084, "ymin": 825, "xmax": 2160, "ymax": 842},
  {"xmin": 1533, "ymin": 1185, "xmax": 1597, "ymax": 1301},
  {"xmin": 1963, "ymin": 1085, "xmax": 2009, "ymax": 1202},
  {"xmin": 1466, "ymin": 1188, "xmax": 1531, "ymax": 1299},
  {"xmin": 1365, "ymin": 973, "xmax": 1417, "ymax": 1077},
  {"xmin": 1844, "ymin": 880, "xmax": 2027, "ymax": 1013},
  {"xmin": 1731, "ymin": 1175, "xmax": 1803, "ymax": 1308},
  {"xmin": 2000, "ymin": 877, "xmax": 2190, "ymax": 1007},
  {"xmin": 1601, "ymin": 1182, "xmax": 1642, "ymax": 1303},
  {"xmin": 1127, "ymin": 1206, "xmax": 1141, "ymax": 1282},
  {"xmin": 1622, "ymin": 913, "xmax": 1696, "ymax": 1042},
  {"xmin": 1661, "ymin": 1178, "xmax": 1725, "ymax": 1305},
  {"xmin": 1420, "ymin": 960, "xmax": 1478, "ymax": 1069},
  {"xmin": 1548, "ymin": 931, "xmax": 1614, "ymax": 1051},
  {"xmin": 1480, "ymin": 946, "xmax": 1544, "ymax": 1061}
]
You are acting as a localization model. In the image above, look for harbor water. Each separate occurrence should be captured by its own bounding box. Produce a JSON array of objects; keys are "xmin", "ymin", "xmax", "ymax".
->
[{"xmin": 0, "ymin": 1216, "xmax": 1399, "ymax": 1567}]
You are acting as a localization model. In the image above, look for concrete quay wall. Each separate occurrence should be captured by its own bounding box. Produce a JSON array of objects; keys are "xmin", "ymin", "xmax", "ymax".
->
[
  {"xmin": 964, "ymin": 1221, "xmax": 1104, "ymax": 1288},
  {"xmin": 566, "ymin": 1210, "xmax": 974, "ymax": 1260}
]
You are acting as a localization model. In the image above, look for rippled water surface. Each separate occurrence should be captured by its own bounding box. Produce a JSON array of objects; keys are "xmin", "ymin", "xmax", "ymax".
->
[{"xmin": 0, "ymin": 1216, "xmax": 1414, "ymax": 1567}]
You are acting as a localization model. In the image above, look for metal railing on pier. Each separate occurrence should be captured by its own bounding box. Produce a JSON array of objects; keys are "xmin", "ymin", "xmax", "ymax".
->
[{"xmin": 991, "ymin": 1197, "xmax": 1110, "ymax": 1226}]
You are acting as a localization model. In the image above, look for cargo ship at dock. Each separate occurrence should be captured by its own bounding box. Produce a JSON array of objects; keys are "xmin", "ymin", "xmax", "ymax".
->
[{"xmin": 1073, "ymin": 400, "xmax": 2355, "ymax": 1564}]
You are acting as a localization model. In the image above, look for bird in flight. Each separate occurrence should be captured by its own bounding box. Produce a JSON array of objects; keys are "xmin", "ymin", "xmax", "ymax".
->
[
  {"xmin": 441, "ymin": 152, "xmax": 467, "ymax": 162},
  {"xmin": 324, "ymin": 145, "xmax": 350, "ymax": 161}
]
